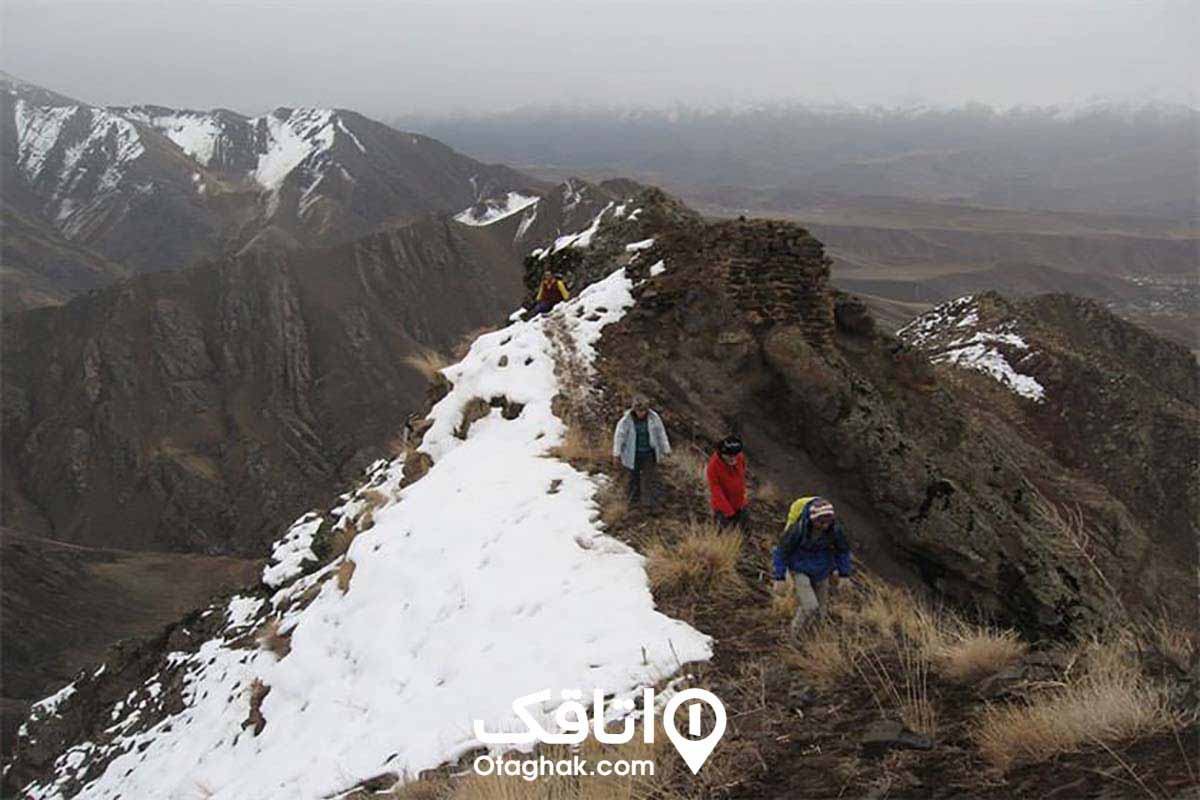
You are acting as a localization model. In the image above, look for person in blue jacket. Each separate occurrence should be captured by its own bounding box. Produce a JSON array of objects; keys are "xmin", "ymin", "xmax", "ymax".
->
[{"xmin": 772, "ymin": 496, "xmax": 851, "ymax": 639}]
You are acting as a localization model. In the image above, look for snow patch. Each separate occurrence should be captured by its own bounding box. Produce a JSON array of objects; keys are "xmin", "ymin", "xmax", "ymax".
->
[{"xmin": 454, "ymin": 192, "xmax": 540, "ymax": 226}]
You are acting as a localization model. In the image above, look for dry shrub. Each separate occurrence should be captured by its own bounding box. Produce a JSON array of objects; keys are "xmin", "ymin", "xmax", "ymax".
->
[
  {"xmin": 449, "ymin": 726, "xmax": 672, "ymax": 800},
  {"xmin": 753, "ymin": 478, "xmax": 788, "ymax": 506},
  {"xmin": 360, "ymin": 489, "xmax": 390, "ymax": 512},
  {"xmin": 973, "ymin": 644, "xmax": 1183, "ymax": 769},
  {"xmin": 257, "ymin": 617, "xmax": 291, "ymax": 658},
  {"xmin": 767, "ymin": 578, "xmax": 799, "ymax": 624},
  {"xmin": 784, "ymin": 572, "xmax": 1025, "ymax": 733},
  {"xmin": 331, "ymin": 519, "xmax": 360, "ymax": 558},
  {"xmin": 550, "ymin": 425, "xmax": 609, "ymax": 464},
  {"xmin": 1141, "ymin": 613, "xmax": 1197, "ymax": 671},
  {"xmin": 856, "ymin": 640, "xmax": 937, "ymax": 738},
  {"xmin": 453, "ymin": 326, "xmax": 495, "ymax": 361},
  {"xmin": 645, "ymin": 520, "xmax": 743, "ymax": 597},
  {"xmin": 337, "ymin": 559, "xmax": 357, "ymax": 593},
  {"xmin": 243, "ymin": 679, "xmax": 270, "ymax": 736},
  {"xmin": 783, "ymin": 622, "xmax": 863, "ymax": 690},
  {"xmin": 454, "ymin": 398, "xmax": 493, "ymax": 440},
  {"xmin": 404, "ymin": 348, "xmax": 450, "ymax": 382},
  {"xmin": 667, "ymin": 446, "xmax": 709, "ymax": 488},
  {"xmin": 597, "ymin": 481, "xmax": 630, "ymax": 530},
  {"xmin": 385, "ymin": 777, "xmax": 447, "ymax": 799},
  {"xmin": 932, "ymin": 627, "xmax": 1027, "ymax": 684}
]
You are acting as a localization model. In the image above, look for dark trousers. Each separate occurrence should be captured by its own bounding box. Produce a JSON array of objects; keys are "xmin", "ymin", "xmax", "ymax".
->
[
  {"xmin": 628, "ymin": 451, "xmax": 658, "ymax": 505},
  {"xmin": 715, "ymin": 507, "xmax": 748, "ymax": 529}
]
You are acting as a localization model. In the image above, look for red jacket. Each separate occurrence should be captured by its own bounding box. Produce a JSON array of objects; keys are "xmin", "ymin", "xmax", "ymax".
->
[{"xmin": 707, "ymin": 452, "xmax": 747, "ymax": 517}]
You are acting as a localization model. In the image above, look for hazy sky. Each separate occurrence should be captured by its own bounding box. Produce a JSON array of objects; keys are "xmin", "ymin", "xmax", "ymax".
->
[{"xmin": 2, "ymin": 1, "xmax": 1195, "ymax": 117}]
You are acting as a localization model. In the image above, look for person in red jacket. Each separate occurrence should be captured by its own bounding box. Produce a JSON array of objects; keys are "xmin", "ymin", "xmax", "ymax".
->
[{"xmin": 707, "ymin": 435, "xmax": 748, "ymax": 528}]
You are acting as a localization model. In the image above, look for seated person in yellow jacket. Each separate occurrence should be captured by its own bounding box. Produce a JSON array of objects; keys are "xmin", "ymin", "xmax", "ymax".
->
[{"xmin": 533, "ymin": 270, "xmax": 570, "ymax": 315}]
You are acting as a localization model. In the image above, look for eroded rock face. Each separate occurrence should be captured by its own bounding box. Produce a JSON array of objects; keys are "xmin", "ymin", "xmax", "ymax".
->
[{"xmin": 594, "ymin": 215, "xmax": 1189, "ymax": 637}]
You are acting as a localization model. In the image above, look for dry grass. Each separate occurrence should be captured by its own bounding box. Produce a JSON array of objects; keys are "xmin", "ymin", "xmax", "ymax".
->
[
  {"xmin": 856, "ymin": 640, "xmax": 937, "ymax": 738},
  {"xmin": 550, "ymin": 425, "xmax": 610, "ymax": 464},
  {"xmin": 931, "ymin": 627, "xmax": 1027, "ymax": 684},
  {"xmin": 783, "ymin": 621, "xmax": 862, "ymax": 690},
  {"xmin": 243, "ymin": 678, "xmax": 270, "ymax": 736},
  {"xmin": 783, "ymin": 573, "xmax": 1026, "ymax": 733},
  {"xmin": 360, "ymin": 488, "xmax": 390, "ymax": 511},
  {"xmin": 404, "ymin": 348, "xmax": 450, "ymax": 382},
  {"xmin": 973, "ymin": 645, "xmax": 1183, "ymax": 769},
  {"xmin": 257, "ymin": 617, "xmax": 291, "ymax": 658},
  {"xmin": 453, "ymin": 326, "xmax": 496, "ymax": 361},
  {"xmin": 752, "ymin": 478, "xmax": 788, "ymax": 506},
  {"xmin": 596, "ymin": 481, "xmax": 630, "ymax": 530},
  {"xmin": 767, "ymin": 578, "xmax": 799, "ymax": 624},
  {"xmin": 645, "ymin": 520, "xmax": 744, "ymax": 597},
  {"xmin": 336, "ymin": 559, "xmax": 357, "ymax": 593},
  {"xmin": 1141, "ymin": 613, "xmax": 1197, "ymax": 671},
  {"xmin": 667, "ymin": 446, "xmax": 708, "ymax": 487},
  {"xmin": 331, "ymin": 519, "xmax": 360, "ymax": 559}
]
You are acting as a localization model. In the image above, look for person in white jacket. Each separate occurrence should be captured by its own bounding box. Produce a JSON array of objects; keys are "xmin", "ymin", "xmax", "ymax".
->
[{"xmin": 611, "ymin": 394, "xmax": 671, "ymax": 506}]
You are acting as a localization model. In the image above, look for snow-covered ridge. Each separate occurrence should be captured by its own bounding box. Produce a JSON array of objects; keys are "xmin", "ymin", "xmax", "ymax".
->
[
  {"xmin": 899, "ymin": 295, "xmax": 1046, "ymax": 402},
  {"xmin": 19, "ymin": 250, "xmax": 709, "ymax": 800},
  {"xmin": 453, "ymin": 191, "xmax": 540, "ymax": 226},
  {"xmin": 12, "ymin": 99, "xmax": 146, "ymax": 233}
]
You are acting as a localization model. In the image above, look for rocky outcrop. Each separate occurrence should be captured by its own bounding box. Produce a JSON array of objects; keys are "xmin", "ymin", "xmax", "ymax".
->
[{"xmin": 593, "ymin": 215, "xmax": 1193, "ymax": 636}]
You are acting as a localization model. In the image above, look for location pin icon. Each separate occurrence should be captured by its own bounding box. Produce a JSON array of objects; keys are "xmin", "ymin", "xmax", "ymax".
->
[{"xmin": 662, "ymin": 688, "xmax": 727, "ymax": 774}]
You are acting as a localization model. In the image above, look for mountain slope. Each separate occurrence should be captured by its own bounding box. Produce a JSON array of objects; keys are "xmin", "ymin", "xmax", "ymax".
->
[
  {"xmin": 1, "ymin": 73, "xmax": 541, "ymax": 299},
  {"xmin": 899, "ymin": 292, "xmax": 1199, "ymax": 576},
  {"xmin": 7, "ymin": 251, "xmax": 712, "ymax": 800},
  {"xmin": 1, "ymin": 215, "xmax": 524, "ymax": 555},
  {"xmin": 8, "ymin": 193, "xmax": 1196, "ymax": 799},
  {"xmin": 0, "ymin": 206, "xmax": 131, "ymax": 312}
]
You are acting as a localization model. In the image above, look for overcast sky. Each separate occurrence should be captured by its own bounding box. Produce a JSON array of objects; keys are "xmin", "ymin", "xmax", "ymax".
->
[{"xmin": 2, "ymin": 1, "xmax": 1195, "ymax": 117}]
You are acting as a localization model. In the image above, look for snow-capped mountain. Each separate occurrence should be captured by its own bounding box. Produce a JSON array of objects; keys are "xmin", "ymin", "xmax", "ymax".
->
[{"xmin": 1, "ymin": 73, "xmax": 540, "ymax": 295}]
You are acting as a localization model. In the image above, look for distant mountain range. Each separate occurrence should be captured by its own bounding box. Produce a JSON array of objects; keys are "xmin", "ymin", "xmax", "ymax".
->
[
  {"xmin": 1, "ymin": 72, "xmax": 539, "ymax": 311},
  {"xmin": 394, "ymin": 101, "xmax": 1200, "ymax": 220}
]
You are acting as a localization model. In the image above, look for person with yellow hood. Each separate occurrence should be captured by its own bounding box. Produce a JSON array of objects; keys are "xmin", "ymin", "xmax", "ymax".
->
[{"xmin": 772, "ymin": 496, "xmax": 852, "ymax": 639}]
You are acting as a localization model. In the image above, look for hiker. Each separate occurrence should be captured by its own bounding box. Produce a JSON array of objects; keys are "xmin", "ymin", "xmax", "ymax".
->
[
  {"xmin": 611, "ymin": 395, "xmax": 671, "ymax": 507},
  {"xmin": 532, "ymin": 270, "xmax": 570, "ymax": 316},
  {"xmin": 772, "ymin": 497, "xmax": 852, "ymax": 639},
  {"xmin": 707, "ymin": 435, "xmax": 748, "ymax": 528}
]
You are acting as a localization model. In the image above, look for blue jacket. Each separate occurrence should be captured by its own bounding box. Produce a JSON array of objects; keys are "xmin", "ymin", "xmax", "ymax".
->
[{"xmin": 771, "ymin": 503, "xmax": 852, "ymax": 581}]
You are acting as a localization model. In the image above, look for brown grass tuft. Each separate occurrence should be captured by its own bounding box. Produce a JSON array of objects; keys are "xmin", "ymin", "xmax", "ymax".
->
[
  {"xmin": 783, "ymin": 622, "xmax": 863, "ymax": 690},
  {"xmin": 645, "ymin": 520, "xmax": 743, "ymax": 597},
  {"xmin": 336, "ymin": 559, "xmax": 357, "ymax": 593},
  {"xmin": 331, "ymin": 519, "xmax": 360, "ymax": 558},
  {"xmin": 932, "ymin": 627, "xmax": 1027, "ymax": 684},
  {"xmin": 753, "ymin": 478, "xmax": 788, "ymax": 506},
  {"xmin": 973, "ymin": 647, "xmax": 1183, "ymax": 769},
  {"xmin": 453, "ymin": 326, "xmax": 496, "ymax": 361},
  {"xmin": 1141, "ymin": 613, "xmax": 1197, "ymax": 671},
  {"xmin": 403, "ymin": 348, "xmax": 450, "ymax": 382},
  {"xmin": 360, "ymin": 488, "xmax": 390, "ymax": 511},
  {"xmin": 667, "ymin": 446, "xmax": 709, "ymax": 488},
  {"xmin": 243, "ymin": 678, "xmax": 270, "ymax": 736},
  {"xmin": 257, "ymin": 618, "xmax": 291, "ymax": 659},
  {"xmin": 550, "ymin": 425, "xmax": 610, "ymax": 464},
  {"xmin": 596, "ymin": 481, "xmax": 630, "ymax": 530}
]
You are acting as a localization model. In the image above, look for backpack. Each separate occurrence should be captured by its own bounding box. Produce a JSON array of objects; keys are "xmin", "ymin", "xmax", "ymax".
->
[{"xmin": 784, "ymin": 496, "xmax": 818, "ymax": 531}]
